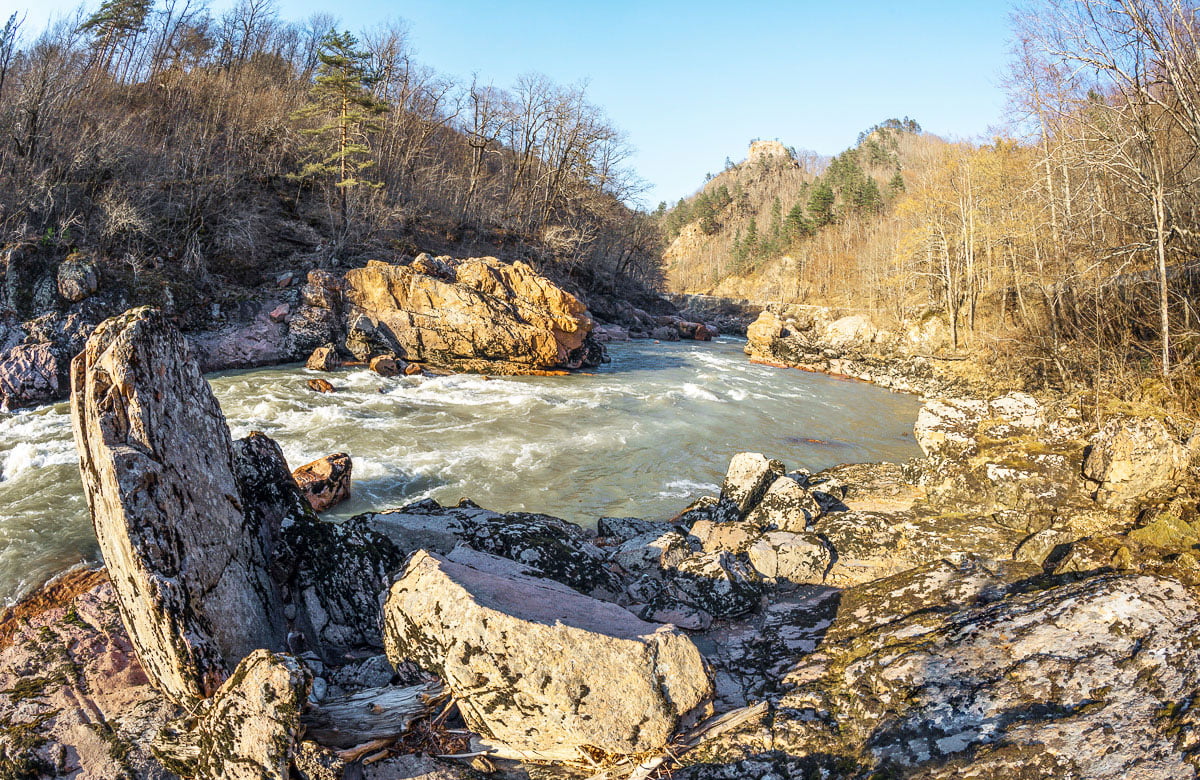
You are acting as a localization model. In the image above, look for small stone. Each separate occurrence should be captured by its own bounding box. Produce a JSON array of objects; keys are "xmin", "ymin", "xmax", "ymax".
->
[
  {"xmin": 268, "ymin": 303, "xmax": 290, "ymax": 322},
  {"xmin": 307, "ymin": 378, "xmax": 335, "ymax": 393}
]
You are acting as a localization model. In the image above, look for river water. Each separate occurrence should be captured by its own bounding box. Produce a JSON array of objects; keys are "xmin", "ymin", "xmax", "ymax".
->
[{"xmin": 0, "ymin": 338, "xmax": 921, "ymax": 604}]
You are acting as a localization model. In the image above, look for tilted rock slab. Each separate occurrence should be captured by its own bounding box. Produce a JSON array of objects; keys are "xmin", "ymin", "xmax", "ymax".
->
[
  {"xmin": 383, "ymin": 550, "xmax": 712, "ymax": 762},
  {"xmin": 70, "ymin": 307, "xmax": 285, "ymax": 703},
  {"xmin": 343, "ymin": 258, "xmax": 597, "ymax": 372}
]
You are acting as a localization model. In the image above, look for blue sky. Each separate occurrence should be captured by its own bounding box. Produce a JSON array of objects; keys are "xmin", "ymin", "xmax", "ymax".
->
[{"xmin": 6, "ymin": 0, "xmax": 1015, "ymax": 207}]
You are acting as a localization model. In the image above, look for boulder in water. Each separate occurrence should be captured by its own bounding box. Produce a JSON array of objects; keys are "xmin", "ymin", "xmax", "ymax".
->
[
  {"xmin": 292, "ymin": 453, "xmax": 352, "ymax": 513},
  {"xmin": 306, "ymin": 344, "xmax": 340, "ymax": 371},
  {"xmin": 307, "ymin": 377, "xmax": 335, "ymax": 394}
]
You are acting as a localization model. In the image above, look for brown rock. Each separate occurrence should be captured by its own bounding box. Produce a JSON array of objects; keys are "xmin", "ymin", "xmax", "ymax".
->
[
  {"xmin": 343, "ymin": 258, "xmax": 596, "ymax": 373},
  {"xmin": 70, "ymin": 307, "xmax": 286, "ymax": 704},
  {"xmin": 403, "ymin": 362, "xmax": 423, "ymax": 375},
  {"xmin": 307, "ymin": 377, "xmax": 336, "ymax": 394},
  {"xmin": 370, "ymin": 354, "xmax": 403, "ymax": 377},
  {"xmin": 306, "ymin": 344, "xmax": 340, "ymax": 371},
  {"xmin": 293, "ymin": 452, "xmax": 353, "ymax": 512}
]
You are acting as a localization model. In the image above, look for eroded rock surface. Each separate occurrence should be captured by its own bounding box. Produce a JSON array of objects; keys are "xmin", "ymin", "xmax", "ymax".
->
[
  {"xmin": 70, "ymin": 307, "xmax": 286, "ymax": 703},
  {"xmin": 383, "ymin": 550, "xmax": 712, "ymax": 762},
  {"xmin": 292, "ymin": 452, "xmax": 353, "ymax": 513}
]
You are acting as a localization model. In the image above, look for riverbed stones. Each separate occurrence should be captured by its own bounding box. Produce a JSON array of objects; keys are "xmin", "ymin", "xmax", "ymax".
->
[
  {"xmin": 70, "ymin": 307, "xmax": 286, "ymax": 704},
  {"xmin": 382, "ymin": 550, "xmax": 712, "ymax": 762},
  {"xmin": 292, "ymin": 452, "xmax": 352, "ymax": 512},
  {"xmin": 1083, "ymin": 415, "xmax": 1189, "ymax": 507}
]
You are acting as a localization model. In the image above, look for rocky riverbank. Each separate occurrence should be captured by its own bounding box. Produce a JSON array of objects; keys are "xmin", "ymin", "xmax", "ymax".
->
[
  {"xmin": 0, "ymin": 248, "xmax": 718, "ymax": 411},
  {"xmin": 3, "ymin": 307, "xmax": 1199, "ymax": 778},
  {"xmin": 744, "ymin": 304, "xmax": 985, "ymax": 396}
]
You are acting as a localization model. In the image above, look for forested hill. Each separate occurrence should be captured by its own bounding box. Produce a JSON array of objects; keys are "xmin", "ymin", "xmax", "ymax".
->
[
  {"xmin": 0, "ymin": 1, "xmax": 662, "ymax": 319},
  {"xmin": 659, "ymin": 118, "xmax": 929, "ymax": 301}
]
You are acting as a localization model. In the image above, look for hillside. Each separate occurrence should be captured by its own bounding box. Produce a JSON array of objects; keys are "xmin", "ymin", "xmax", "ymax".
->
[{"xmin": 661, "ymin": 119, "xmax": 929, "ymax": 304}]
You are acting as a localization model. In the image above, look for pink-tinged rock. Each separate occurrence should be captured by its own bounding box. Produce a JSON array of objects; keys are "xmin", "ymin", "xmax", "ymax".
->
[
  {"xmin": 269, "ymin": 303, "xmax": 290, "ymax": 322},
  {"xmin": 0, "ymin": 342, "xmax": 59, "ymax": 411},
  {"xmin": 293, "ymin": 453, "xmax": 353, "ymax": 512}
]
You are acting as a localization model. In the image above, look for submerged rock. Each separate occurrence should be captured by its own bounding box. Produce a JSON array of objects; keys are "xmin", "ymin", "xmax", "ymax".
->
[
  {"xmin": 292, "ymin": 452, "xmax": 353, "ymax": 513},
  {"xmin": 70, "ymin": 307, "xmax": 286, "ymax": 703},
  {"xmin": 383, "ymin": 550, "xmax": 712, "ymax": 762}
]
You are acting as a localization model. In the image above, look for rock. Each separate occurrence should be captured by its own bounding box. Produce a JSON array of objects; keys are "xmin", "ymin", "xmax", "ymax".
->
[
  {"xmin": 914, "ymin": 397, "xmax": 990, "ymax": 457},
  {"xmin": 293, "ymin": 742, "xmax": 346, "ymax": 780},
  {"xmin": 597, "ymin": 516, "xmax": 672, "ymax": 542},
  {"xmin": 308, "ymin": 378, "xmax": 336, "ymax": 394},
  {"xmin": 343, "ymin": 258, "xmax": 600, "ymax": 373},
  {"xmin": 410, "ymin": 253, "xmax": 456, "ymax": 279},
  {"xmin": 276, "ymin": 271, "xmax": 297, "ymax": 288},
  {"xmin": 1013, "ymin": 527, "xmax": 1078, "ymax": 567},
  {"xmin": 70, "ymin": 307, "xmax": 285, "ymax": 704},
  {"xmin": 746, "ymin": 531, "xmax": 831, "ymax": 585},
  {"xmin": 822, "ymin": 313, "xmax": 875, "ymax": 347},
  {"xmin": 345, "ymin": 314, "xmax": 403, "ymax": 362},
  {"xmin": 744, "ymin": 474, "xmax": 822, "ymax": 531},
  {"xmin": 772, "ymin": 571, "xmax": 1200, "ymax": 779},
  {"xmin": 612, "ymin": 529, "xmax": 691, "ymax": 573},
  {"xmin": 188, "ymin": 299, "xmax": 291, "ymax": 372},
  {"xmin": 0, "ymin": 570, "xmax": 178, "ymax": 779},
  {"xmin": 370, "ymin": 354, "xmax": 404, "ymax": 377},
  {"xmin": 306, "ymin": 344, "xmax": 340, "ymax": 371},
  {"xmin": 268, "ymin": 303, "xmax": 290, "ymax": 322},
  {"xmin": 56, "ymin": 255, "xmax": 99, "ymax": 302},
  {"xmin": 719, "ymin": 452, "xmax": 785, "ymax": 520},
  {"xmin": 651, "ymin": 324, "xmax": 680, "ymax": 341},
  {"xmin": 292, "ymin": 453, "xmax": 352, "ymax": 513},
  {"xmin": 745, "ymin": 311, "xmax": 784, "ymax": 354},
  {"xmin": 403, "ymin": 362, "xmax": 423, "ymax": 375},
  {"xmin": 153, "ymin": 650, "xmax": 310, "ymax": 780},
  {"xmin": 1084, "ymin": 416, "xmax": 1188, "ymax": 507},
  {"xmin": 688, "ymin": 519, "xmax": 758, "ymax": 554},
  {"xmin": 653, "ymin": 551, "xmax": 763, "ymax": 619},
  {"xmin": 366, "ymin": 501, "xmax": 621, "ymax": 598},
  {"xmin": 0, "ymin": 341, "xmax": 59, "ymax": 411},
  {"xmin": 383, "ymin": 550, "xmax": 712, "ymax": 762},
  {"xmin": 287, "ymin": 271, "xmax": 346, "ymax": 358}
]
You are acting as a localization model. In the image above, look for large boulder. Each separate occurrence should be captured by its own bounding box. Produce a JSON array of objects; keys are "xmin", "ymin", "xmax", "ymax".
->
[
  {"xmin": 70, "ymin": 307, "xmax": 286, "ymax": 703},
  {"xmin": 342, "ymin": 258, "xmax": 600, "ymax": 373},
  {"xmin": 383, "ymin": 550, "xmax": 712, "ymax": 762},
  {"xmin": 719, "ymin": 452, "xmax": 785, "ymax": 521},
  {"xmin": 1084, "ymin": 416, "xmax": 1189, "ymax": 507}
]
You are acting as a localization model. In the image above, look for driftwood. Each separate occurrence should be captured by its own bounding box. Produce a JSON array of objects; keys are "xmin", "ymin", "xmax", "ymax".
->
[{"xmin": 303, "ymin": 680, "xmax": 445, "ymax": 748}]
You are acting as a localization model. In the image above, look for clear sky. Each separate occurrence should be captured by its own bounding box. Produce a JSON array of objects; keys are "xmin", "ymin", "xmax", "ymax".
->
[{"xmin": 5, "ymin": 0, "xmax": 1016, "ymax": 208}]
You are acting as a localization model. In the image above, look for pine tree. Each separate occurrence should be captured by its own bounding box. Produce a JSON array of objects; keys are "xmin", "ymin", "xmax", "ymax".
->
[
  {"xmin": 744, "ymin": 217, "xmax": 759, "ymax": 263},
  {"xmin": 78, "ymin": 0, "xmax": 153, "ymax": 77},
  {"xmin": 889, "ymin": 171, "xmax": 906, "ymax": 193},
  {"xmin": 784, "ymin": 202, "xmax": 812, "ymax": 243},
  {"xmin": 808, "ymin": 180, "xmax": 835, "ymax": 227},
  {"xmin": 292, "ymin": 29, "xmax": 388, "ymax": 231}
]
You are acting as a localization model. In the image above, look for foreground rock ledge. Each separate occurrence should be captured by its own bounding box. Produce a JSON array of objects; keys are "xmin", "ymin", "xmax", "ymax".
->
[
  {"xmin": 70, "ymin": 306, "xmax": 285, "ymax": 704},
  {"xmin": 382, "ymin": 549, "xmax": 713, "ymax": 762}
]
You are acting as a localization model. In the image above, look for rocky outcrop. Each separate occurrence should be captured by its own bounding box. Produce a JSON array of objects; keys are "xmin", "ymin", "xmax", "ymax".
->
[
  {"xmin": 0, "ymin": 341, "xmax": 59, "ymax": 411},
  {"xmin": 744, "ymin": 306, "xmax": 959, "ymax": 395},
  {"xmin": 383, "ymin": 549, "xmax": 712, "ymax": 762},
  {"xmin": 292, "ymin": 453, "xmax": 353, "ymax": 513},
  {"xmin": 70, "ymin": 307, "xmax": 286, "ymax": 704},
  {"xmin": 332, "ymin": 257, "xmax": 603, "ymax": 373}
]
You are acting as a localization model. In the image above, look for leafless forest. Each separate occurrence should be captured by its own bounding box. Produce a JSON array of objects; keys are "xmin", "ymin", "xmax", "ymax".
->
[{"xmin": 0, "ymin": 0, "xmax": 663, "ymax": 312}]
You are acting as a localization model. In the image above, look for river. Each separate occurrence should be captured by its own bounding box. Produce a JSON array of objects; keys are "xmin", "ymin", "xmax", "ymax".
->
[{"xmin": 0, "ymin": 337, "xmax": 921, "ymax": 604}]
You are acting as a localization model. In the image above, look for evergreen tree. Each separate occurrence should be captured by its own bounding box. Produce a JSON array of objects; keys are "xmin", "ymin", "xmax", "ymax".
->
[
  {"xmin": 784, "ymin": 202, "xmax": 812, "ymax": 243},
  {"xmin": 808, "ymin": 180, "xmax": 835, "ymax": 227},
  {"xmin": 744, "ymin": 217, "xmax": 759, "ymax": 260},
  {"xmin": 78, "ymin": 0, "xmax": 153, "ymax": 76},
  {"xmin": 292, "ymin": 29, "xmax": 388, "ymax": 230},
  {"xmin": 889, "ymin": 171, "xmax": 906, "ymax": 193}
]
